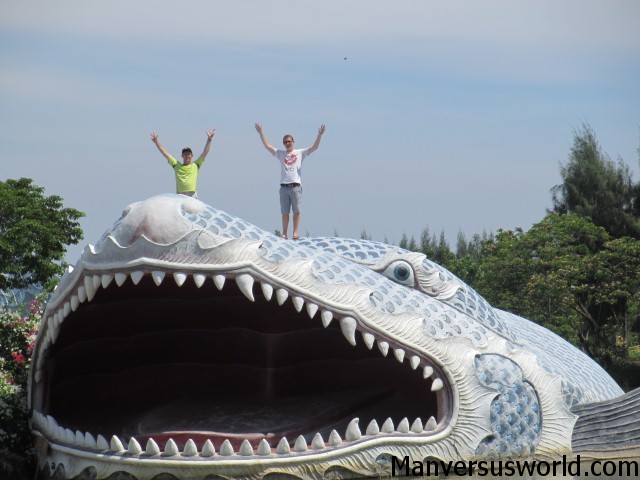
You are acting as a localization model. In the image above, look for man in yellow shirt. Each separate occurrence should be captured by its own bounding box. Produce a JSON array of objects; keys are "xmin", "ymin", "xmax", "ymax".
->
[{"xmin": 150, "ymin": 129, "xmax": 215, "ymax": 197}]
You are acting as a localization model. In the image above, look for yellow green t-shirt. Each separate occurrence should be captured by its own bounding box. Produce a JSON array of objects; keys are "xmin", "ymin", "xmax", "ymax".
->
[{"xmin": 168, "ymin": 156, "xmax": 204, "ymax": 193}]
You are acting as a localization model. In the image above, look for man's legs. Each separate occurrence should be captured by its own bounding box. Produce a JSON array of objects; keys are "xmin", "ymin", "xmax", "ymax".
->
[
  {"xmin": 291, "ymin": 185, "xmax": 302, "ymax": 239},
  {"xmin": 279, "ymin": 186, "xmax": 291, "ymax": 238},
  {"xmin": 292, "ymin": 213, "xmax": 300, "ymax": 239}
]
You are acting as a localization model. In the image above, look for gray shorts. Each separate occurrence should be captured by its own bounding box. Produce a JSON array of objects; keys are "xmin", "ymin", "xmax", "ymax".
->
[{"xmin": 279, "ymin": 184, "xmax": 302, "ymax": 214}]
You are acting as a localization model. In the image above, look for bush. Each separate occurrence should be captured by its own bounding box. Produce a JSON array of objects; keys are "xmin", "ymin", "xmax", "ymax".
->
[{"xmin": 0, "ymin": 295, "xmax": 43, "ymax": 477}]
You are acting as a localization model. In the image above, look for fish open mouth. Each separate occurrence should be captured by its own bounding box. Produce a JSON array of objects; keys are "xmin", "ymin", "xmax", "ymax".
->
[{"xmin": 31, "ymin": 269, "xmax": 450, "ymax": 458}]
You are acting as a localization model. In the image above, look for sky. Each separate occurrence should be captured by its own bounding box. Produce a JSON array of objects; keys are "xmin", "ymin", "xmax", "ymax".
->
[{"xmin": 1, "ymin": 0, "xmax": 639, "ymax": 265}]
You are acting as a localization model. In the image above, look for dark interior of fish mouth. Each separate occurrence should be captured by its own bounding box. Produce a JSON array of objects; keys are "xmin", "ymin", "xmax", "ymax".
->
[{"xmin": 38, "ymin": 274, "xmax": 441, "ymax": 450}]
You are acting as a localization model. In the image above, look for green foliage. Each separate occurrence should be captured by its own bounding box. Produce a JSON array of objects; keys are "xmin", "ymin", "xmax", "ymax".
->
[
  {"xmin": 551, "ymin": 124, "xmax": 640, "ymax": 239},
  {"xmin": 397, "ymin": 228, "xmax": 494, "ymax": 286},
  {"xmin": 399, "ymin": 227, "xmax": 459, "ymax": 268},
  {"xmin": 475, "ymin": 214, "xmax": 640, "ymax": 365},
  {"xmin": 0, "ymin": 296, "xmax": 43, "ymax": 477},
  {"xmin": 448, "ymin": 230, "xmax": 493, "ymax": 286},
  {"xmin": 0, "ymin": 178, "xmax": 85, "ymax": 291}
]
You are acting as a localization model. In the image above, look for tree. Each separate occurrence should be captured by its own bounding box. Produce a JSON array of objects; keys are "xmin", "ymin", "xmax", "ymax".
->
[
  {"xmin": 551, "ymin": 123, "xmax": 640, "ymax": 239},
  {"xmin": 0, "ymin": 178, "xmax": 84, "ymax": 290},
  {"xmin": 475, "ymin": 213, "xmax": 640, "ymax": 366},
  {"xmin": 360, "ymin": 229, "xmax": 372, "ymax": 241},
  {"xmin": 448, "ymin": 230, "xmax": 492, "ymax": 286}
]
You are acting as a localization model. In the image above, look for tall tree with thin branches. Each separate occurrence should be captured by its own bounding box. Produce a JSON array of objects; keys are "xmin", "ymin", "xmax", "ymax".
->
[{"xmin": 551, "ymin": 124, "xmax": 640, "ymax": 239}]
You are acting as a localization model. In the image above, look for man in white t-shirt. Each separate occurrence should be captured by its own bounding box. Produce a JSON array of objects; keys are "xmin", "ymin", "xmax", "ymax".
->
[{"xmin": 255, "ymin": 123, "xmax": 326, "ymax": 240}]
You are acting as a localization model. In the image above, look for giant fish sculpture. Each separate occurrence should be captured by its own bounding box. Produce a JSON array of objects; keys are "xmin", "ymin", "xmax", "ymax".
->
[{"xmin": 29, "ymin": 195, "xmax": 640, "ymax": 479}]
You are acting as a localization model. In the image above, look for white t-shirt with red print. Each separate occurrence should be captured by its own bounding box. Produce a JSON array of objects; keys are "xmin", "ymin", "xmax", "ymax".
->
[{"xmin": 274, "ymin": 148, "xmax": 310, "ymax": 184}]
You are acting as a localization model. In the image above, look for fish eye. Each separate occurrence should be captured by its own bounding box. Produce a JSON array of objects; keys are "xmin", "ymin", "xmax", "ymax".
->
[{"xmin": 382, "ymin": 260, "xmax": 415, "ymax": 286}]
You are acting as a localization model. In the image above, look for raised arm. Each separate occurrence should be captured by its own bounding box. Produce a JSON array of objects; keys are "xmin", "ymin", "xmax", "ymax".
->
[
  {"xmin": 196, "ymin": 129, "xmax": 216, "ymax": 162},
  {"xmin": 307, "ymin": 124, "xmax": 326, "ymax": 154},
  {"xmin": 150, "ymin": 133, "xmax": 173, "ymax": 162},
  {"xmin": 254, "ymin": 123, "xmax": 277, "ymax": 155}
]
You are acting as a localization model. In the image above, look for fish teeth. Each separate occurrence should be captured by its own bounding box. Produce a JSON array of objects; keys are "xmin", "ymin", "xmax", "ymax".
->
[
  {"xmin": 425, "ymin": 416, "xmax": 438, "ymax": 432},
  {"xmin": 339, "ymin": 317, "xmax": 357, "ymax": 346},
  {"xmin": 362, "ymin": 332, "xmax": 375, "ymax": 349},
  {"xmin": 220, "ymin": 439, "xmax": 234, "ymax": 456},
  {"xmin": 410, "ymin": 355, "xmax": 420, "ymax": 370},
  {"xmin": 236, "ymin": 274, "xmax": 255, "ymax": 301},
  {"xmin": 63, "ymin": 302, "xmax": 71, "ymax": 318},
  {"xmin": 377, "ymin": 340, "xmax": 389, "ymax": 356},
  {"xmin": 381, "ymin": 418, "xmax": 394, "ymax": 433},
  {"xmin": 398, "ymin": 417, "xmax": 410, "ymax": 433},
  {"xmin": 240, "ymin": 439, "xmax": 254, "ymax": 456},
  {"xmin": 110, "ymin": 435, "xmax": 125, "ymax": 452},
  {"xmin": 292, "ymin": 296, "xmax": 305, "ymax": 312},
  {"xmin": 306, "ymin": 302, "xmax": 318, "ymax": 318},
  {"xmin": 84, "ymin": 432, "xmax": 98, "ymax": 449},
  {"xmin": 328, "ymin": 430, "xmax": 342, "ymax": 446},
  {"xmin": 29, "ymin": 412, "xmax": 40, "ymax": 429},
  {"xmin": 276, "ymin": 288, "xmax": 289, "ymax": 305},
  {"xmin": 164, "ymin": 438, "xmax": 179, "ymax": 456},
  {"xmin": 84, "ymin": 275, "xmax": 96, "ymax": 301},
  {"xmin": 130, "ymin": 271, "xmax": 144, "ymax": 285},
  {"xmin": 152, "ymin": 271, "xmax": 165, "ymax": 286},
  {"xmin": 431, "ymin": 377, "xmax": 444, "ymax": 391},
  {"xmin": 257, "ymin": 439, "xmax": 271, "ymax": 455},
  {"xmin": 320, "ymin": 310, "xmax": 333, "ymax": 327},
  {"xmin": 213, "ymin": 274, "xmax": 226, "ymax": 290},
  {"xmin": 101, "ymin": 273, "xmax": 113, "ymax": 289},
  {"xmin": 345, "ymin": 418, "xmax": 362, "ymax": 441},
  {"xmin": 41, "ymin": 414, "xmax": 49, "ymax": 430},
  {"xmin": 173, "ymin": 272, "xmax": 187, "ymax": 287},
  {"xmin": 64, "ymin": 428, "xmax": 75, "ymax": 444},
  {"xmin": 194, "ymin": 274, "xmax": 206, "ymax": 288},
  {"xmin": 97, "ymin": 435, "xmax": 109, "ymax": 450},
  {"xmin": 411, "ymin": 418, "xmax": 424, "ymax": 433},
  {"xmin": 92, "ymin": 274, "xmax": 101, "ymax": 290},
  {"xmin": 70, "ymin": 295, "xmax": 79, "ymax": 312},
  {"xmin": 128, "ymin": 437, "xmax": 142, "ymax": 455},
  {"xmin": 77, "ymin": 286, "xmax": 87, "ymax": 303},
  {"xmin": 145, "ymin": 438, "xmax": 160, "ymax": 455},
  {"xmin": 276, "ymin": 437, "xmax": 290, "ymax": 454},
  {"xmin": 261, "ymin": 282, "xmax": 274, "ymax": 301},
  {"xmin": 394, "ymin": 348, "xmax": 405, "ymax": 363},
  {"xmin": 75, "ymin": 430, "xmax": 84, "ymax": 446},
  {"xmin": 183, "ymin": 439, "xmax": 198, "ymax": 456},
  {"xmin": 423, "ymin": 366, "xmax": 434, "ymax": 379},
  {"xmin": 54, "ymin": 311, "xmax": 62, "ymax": 328},
  {"xmin": 294, "ymin": 435, "xmax": 307, "ymax": 452},
  {"xmin": 311, "ymin": 433, "xmax": 325, "ymax": 449},
  {"xmin": 47, "ymin": 317, "xmax": 58, "ymax": 343},
  {"xmin": 201, "ymin": 439, "xmax": 216, "ymax": 457},
  {"xmin": 366, "ymin": 419, "xmax": 380, "ymax": 435},
  {"xmin": 115, "ymin": 272, "xmax": 127, "ymax": 286}
]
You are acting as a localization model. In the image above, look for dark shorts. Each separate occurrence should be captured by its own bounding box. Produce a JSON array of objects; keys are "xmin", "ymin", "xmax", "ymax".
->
[{"xmin": 279, "ymin": 184, "xmax": 302, "ymax": 214}]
